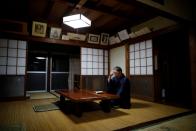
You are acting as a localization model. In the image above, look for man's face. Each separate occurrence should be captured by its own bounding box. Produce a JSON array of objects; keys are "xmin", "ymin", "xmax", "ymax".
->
[{"xmin": 112, "ymin": 70, "xmax": 121, "ymax": 78}]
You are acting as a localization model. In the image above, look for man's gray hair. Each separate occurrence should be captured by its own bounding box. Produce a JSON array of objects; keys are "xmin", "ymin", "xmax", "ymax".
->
[{"xmin": 113, "ymin": 66, "xmax": 122, "ymax": 72}]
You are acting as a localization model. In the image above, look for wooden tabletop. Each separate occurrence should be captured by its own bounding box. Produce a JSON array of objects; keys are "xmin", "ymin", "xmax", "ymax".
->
[{"xmin": 56, "ymin": 89, "xmax": 119, "ymax": 102}]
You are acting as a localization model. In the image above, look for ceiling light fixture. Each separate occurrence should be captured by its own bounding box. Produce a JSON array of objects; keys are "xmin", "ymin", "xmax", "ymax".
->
[{"xmin": 63, "ymin": 14, "xmax": 91, "ymax": 29}]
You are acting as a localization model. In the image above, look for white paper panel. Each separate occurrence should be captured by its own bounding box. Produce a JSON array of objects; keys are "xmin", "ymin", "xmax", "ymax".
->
[
  {"xmin": 8, "ymin": 57, "xmax": 17, "ymax": 66},
  {"xmin": 93, "ymin": 49, "xmax": 98, "ymax": 55},
  {"xmin": 98, "ymin": 55, "xmax": 103, "ymax": 62},
  {"xmin": 17, "ymin": 67, "xmax": 26, "ymax": 75},
  {"xmin": 93, "ymin": 55, "xmax": 98, "ymax": 62},
  {"xmin": 93, "ymin": 68, "xmax": 99, "ymax": 75},
  {"xmin": 18, "ymin": 41, "xmax": 27, "ymax": 49},
  {"xmin": 7, "ymin": 66, "xmax": 16, "ymax": 75},
  {"xmin": 130, "ymin": 68, "xmax": 135, "ymax": 75},
  {"xmin": 135, "ymin": 43, "xmax": 140, "ymax": 51},
  {"xmin": 98, "ymin": 49, "xmax": 103, "ymax": 55},
  {"xmin": 81, "ymin": 48, "xmax": 88, "ymax": 54},
  {"xmin": 88, "ymin": 62, "xmax": 93, "ymax": 68},
  {"xmin": 104, "ymin": 62, "xmax": 108, "ymax": 68},
  {"xmin": 104, "ymin": 68, "xmax": 108, "ymax": 75},
  {"xmin": 147, "ymin": 57, "xmax": 152, "ymax": 66},
  {"xmin": 130, "ymin": 52, "xmax": 135, "ymax": 59},
  {"xmin": 18, "ymin": 49, "xmax": 26, "ymax": 57},
  {"xmin": 8, "ymin": 49, "xmax": 17, "ymax": 57},
  {"xmin": 0, "ymin": 39, "xmax": 7, "ymax": 47},
  {"xmin": 8, "ymin": 40, "xmax": 17, "ymax": 48},
  {"xmin": 146, "ymin": 40, "xmax": 152, "ymax": 48},
  {"xmin": 105, "ymin": 50, "xmax": 108, "ymax": 56},
  {"xmin": 135, "ymin": 59, "xmax": 140, "ymax": 67},
  {"xmin": 135, "ymin": 67, "xmax": 140, "ymax": 75},
  {"xmin": 87, "ymin": 48, "xmax": 92, "ymax": 54},
  {"xmin": 146, "ymin": 48, "xmax": 152, "ymax": 57},
  {"xmin": 140, "ymin": 50, "xmax": 146, "ymax": 58},
  {"xmin": 0, "ymin": 57, "xmax": 7, "ymax": 65},
  {"xmin": 129, "ymin": 44, "xmax": 134, "ymax": 52},
  {"xmin": 98, "ymin": 62, "xmax": 103, "ymax": 68},
  {"xmin": 0, "ymin": 48, "xmax": 7, "ymax": 56},
  {"xmin": 87, "ymin": 55, "xmax": 92, "ymax": 61},
  {"xmin": 141, "ymin": 58, "xmax": 147, "ymax": 66},
  {"xmin": 81, "ymin": 55, "xmax": 87, "ymax": 61},
  {"xmin": 81, "ymin": 68, "xmax": 87, "ymax": 75},
  {"xmin": 81, "ymin": 61, "xmax": 87, "ymax": 68},
  {"xmin": 98, "ymin": 69, "xmax": 103, "ymax": 75},
  {"xmin": 130, "ymin": 60, "xmax": 135, "ymax": 68},
  {"xmin": 147, "ymin": 66, "xmax": 153, "ymax": 75},
  {"xmin": 0, "ymin": 66, "xmax": 6, "ymax": 74},
  {"xmin": 93, "ymin": 62, "xmax": 98, "ymax": 68},
  {"xmin": 141, "ymin": 67, "xmax": 146, "ymax": 75},
  {"xmin": 135, "ymin": 51, "xmax": 140, "ymax": 59},
  {"xmin": 104, "ymin": 56, "xmax": 108, "ymax": 62},
  {"xmin": 87, "ymin": 69, "xmax": 92, "ymax": 75},
  {"xmin": 140, "ymin": 41, "xmax": 145, "ymax": 50},
  {"xmin": 18, "ymin": 58, "xmax": 26, "ymax": 66}
]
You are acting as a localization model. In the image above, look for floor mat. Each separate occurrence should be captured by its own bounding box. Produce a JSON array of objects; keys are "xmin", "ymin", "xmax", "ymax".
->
[
  {"xmin": 33, "ymin": 103, "xmax": 60, "ymax": 112},
  {"xmin": 132, "ymin": 113, "xmax": 196, "ymax": 131}
]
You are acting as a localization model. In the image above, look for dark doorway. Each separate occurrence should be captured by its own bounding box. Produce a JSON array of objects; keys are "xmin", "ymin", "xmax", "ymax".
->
[
  {"xmin": 50, "ymin": 54, "xmax": 69, "ymax": 91},
  {"xmin": 26, "ymin": 42, "xmax": 80, "ymax": 92},
  {"xmin": 154, "ymin": 29, "xmax": 191, "ymax": 108}
]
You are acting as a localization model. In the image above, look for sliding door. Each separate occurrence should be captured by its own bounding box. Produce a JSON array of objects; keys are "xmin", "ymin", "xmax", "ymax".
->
[
  {"xmin": 50, "ymin": 54, "xmax": 69, "ymax": 91},
  {"xmin": 27, "ymin": 53, "xmax": 47, "ymax": 92}
]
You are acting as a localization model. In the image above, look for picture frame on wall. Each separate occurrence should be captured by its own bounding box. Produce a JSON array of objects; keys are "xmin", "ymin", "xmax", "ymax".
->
[
  {"xmin": 118, "ymin": 29, "xmax": 129, "ymax": 41},
  {"xmin": 32, "ymin": 21, "xmax": 47, "ymax": 37},
  {"xmin": 49, "ymin": 27, "xmax": 62, "ymax": 39},
  {"xmin": 100, "ymin": 33, "xmax": 109, "ymax": 45},
  {"xmin": 87, "ymin": 34, "xmax": 100, "ymax": 44}
]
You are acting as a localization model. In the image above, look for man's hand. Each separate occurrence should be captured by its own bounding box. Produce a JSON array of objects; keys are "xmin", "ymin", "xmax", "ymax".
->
[
  {"xmin": 108, "ymin": 70, "xmax": 114, "ymax": 82},
  {"xmin": 109, "ymin": 70, "xmax": 114, "ymax": 76}
]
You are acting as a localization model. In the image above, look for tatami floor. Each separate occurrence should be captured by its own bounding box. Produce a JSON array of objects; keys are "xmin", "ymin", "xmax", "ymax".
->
[
  {"xmin": 0, "ymin": 94, "xmax": 190, "ymax": 131},
  {"xmin": 29, "ymin": 92, "xmax": 58, "ymax": 99}
]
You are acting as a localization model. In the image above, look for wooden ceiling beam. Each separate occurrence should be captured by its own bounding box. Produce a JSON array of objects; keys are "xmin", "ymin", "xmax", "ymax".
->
[
  {"xmin": 42, "ymin": 0, "xmax": 55, "ymax": 19},
  {"xmin": 118, "ymin": 0, "xmax": 189, "ymax": 23}
]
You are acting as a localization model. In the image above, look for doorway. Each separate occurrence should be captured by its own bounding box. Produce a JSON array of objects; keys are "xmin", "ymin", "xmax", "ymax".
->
[
  {"xmin": 154, "ymin": 29, "xmax": 191, "ymax": 108},
  {"xmin": 27, "ymin": 53, "xmax": 48, "ymax": 92},
  {"xmin": 27, "ymin": 53, "xmax": 69, "ymax": 92},
  {"xmin": 50, "ymin": 54, "xmax": 69, "ymax": 91},
  {"xmin": 26, "ymin": 43, "xmax": 80, "ymax": 92}
]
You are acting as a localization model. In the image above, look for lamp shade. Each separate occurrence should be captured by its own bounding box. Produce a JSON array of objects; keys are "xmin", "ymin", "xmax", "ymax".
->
[{"xmin": 63, "ymin": 14, "xmax": 91, "ymax": 29}]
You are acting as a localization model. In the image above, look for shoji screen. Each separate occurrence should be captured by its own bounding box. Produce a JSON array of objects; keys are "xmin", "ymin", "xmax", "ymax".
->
[
  {"xmin": 129, "ymin": 39, "xmax": 153, "ymax": 75},
  {"xmin": 0, "ymin": 39, "xmax": 27, "ymax": 75},
  {"xmin": 81, "ymin": 47, "xmax": 108, "ymax": 75}
]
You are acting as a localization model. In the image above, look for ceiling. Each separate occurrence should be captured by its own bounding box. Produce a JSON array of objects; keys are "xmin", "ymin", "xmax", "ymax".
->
[{"xmin": 0, "ymin": 0, "xmax": 159, "ymax": 35}]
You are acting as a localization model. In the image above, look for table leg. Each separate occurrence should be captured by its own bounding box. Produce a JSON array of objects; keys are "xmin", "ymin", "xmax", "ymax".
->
[
  {"xmin": 73, "ymin": 102, "xmax": 83, "ymax": 117},
  {"xmin": 60, "ymin": 95, "xmax": 65, "ymax": 103},
  {"xmin": 100, "ymin": 100, "xmax": 111, "ymax": 113}
]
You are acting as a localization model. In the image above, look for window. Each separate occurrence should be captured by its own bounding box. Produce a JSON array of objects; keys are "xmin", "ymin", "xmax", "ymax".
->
[
  {"xmin": 81, "ymin": 47, "xmax": 108, "ymax": 75},
  {"xmin": 129, "ymin": 40, "xmax": 153, "ymax": 75},
  {"xmin": 0, "ymin": 39, "xmax": 27, "ymax": 75}
]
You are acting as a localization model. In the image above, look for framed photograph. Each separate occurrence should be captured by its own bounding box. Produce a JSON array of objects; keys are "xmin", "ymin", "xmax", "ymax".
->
[
  {"xmin": 87, "ymin": 34, "xmax": 100, "ymax": 44},
  {"xmin": 49, "ymin": 27, "xmax": 62, "ymax": 39},
  {"xmin": 118, "ymin": 29, "xmax": 129, "ymax": 41},
  {"xmin": 100, "ymin": 33, "xmax": 109, "ymax": 45},
  {"xmin": 32, "ymin": 21, "xmax": 47, "ymax": 37},
  {"xmin": 67, "ymin": 32, "xmax": 86, "ymax": 41}
]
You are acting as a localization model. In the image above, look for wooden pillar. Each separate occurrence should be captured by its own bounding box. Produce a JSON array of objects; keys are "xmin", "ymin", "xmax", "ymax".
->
[
  {"xmin": 189, "ymin": 26, "xmax": 196, "ymax": 110},
  {"xmin": 125, "ymin": 44, "xmax": 130, "ymax": 79}
]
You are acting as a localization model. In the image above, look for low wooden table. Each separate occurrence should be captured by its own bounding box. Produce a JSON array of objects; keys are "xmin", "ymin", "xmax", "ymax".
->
[{"xmin": 56, "ymin": 89, "xmax": 119, "ymax": 117}]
